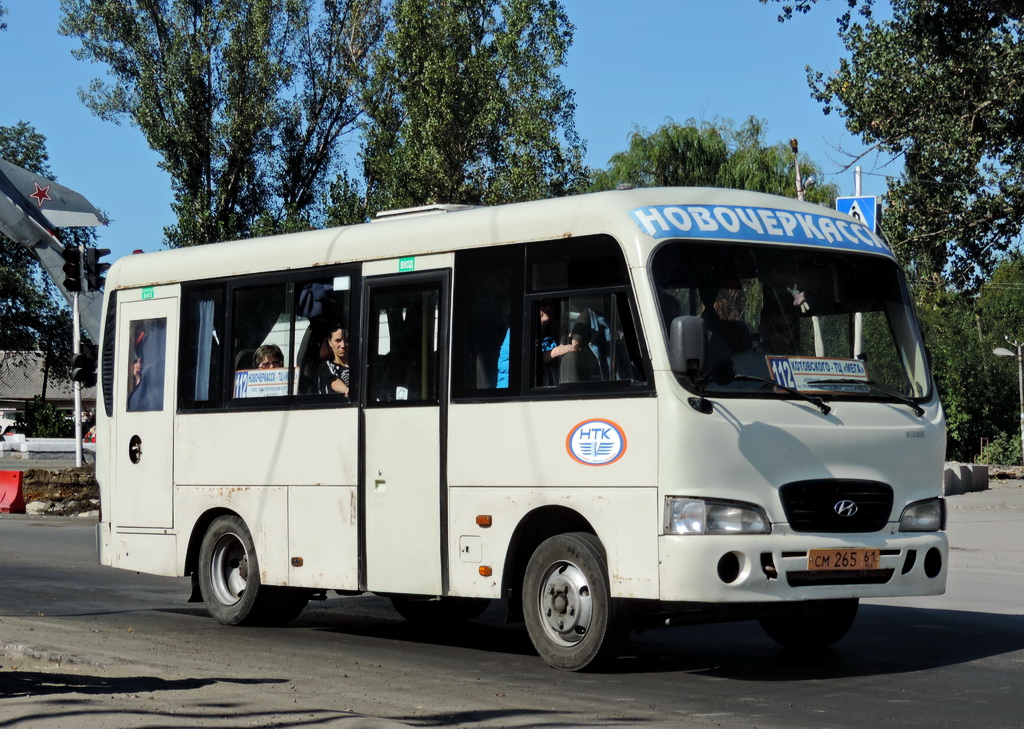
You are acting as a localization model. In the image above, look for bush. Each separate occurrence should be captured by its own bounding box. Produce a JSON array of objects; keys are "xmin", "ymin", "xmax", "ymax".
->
[
  {"xmin": 978, "ymin": 431, "xmax": 1023, "ymax": 466},
  {"xmin": 15, "ymin": 396, "xmax": 75, "ymax": 438}
]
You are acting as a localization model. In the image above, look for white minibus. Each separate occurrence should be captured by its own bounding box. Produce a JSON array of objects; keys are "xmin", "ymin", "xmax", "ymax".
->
[{"xmin": 93, "ymin": 188, "xmax": 947, "ymax": 670}]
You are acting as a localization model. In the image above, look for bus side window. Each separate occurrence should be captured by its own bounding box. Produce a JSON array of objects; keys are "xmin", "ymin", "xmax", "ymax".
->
[
  {"xmin": 295, "ymin": 276, "xmax": 353, "ymax": 398},
  {"xmin": 180, "ymin": 285, "xmax": 225, "ymax": 409},
  {"xmin": 524, "ymin": 235, "xmax": 648, "ymax": 391},
  {"xmin": 127, "ymin": 318, "xmax": 167, "ymax": 412},
  {"xmin": 231, "ymin": 283, "xmax": 292, "ymax": 400},
  {"xmin": 451, "ymin": 245, "xmax": 524, "ymax": 397}
]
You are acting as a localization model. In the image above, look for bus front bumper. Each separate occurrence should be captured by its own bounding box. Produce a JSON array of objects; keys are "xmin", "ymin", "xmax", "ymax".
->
[{"xmin": 656, "ymin": 530, "xmax": 948, "ymax": 603}]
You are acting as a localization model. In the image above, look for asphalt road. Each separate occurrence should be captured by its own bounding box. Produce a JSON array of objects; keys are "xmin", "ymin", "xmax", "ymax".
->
[{"xmin": 1, "ymin": 484, "xmax": 1022, "ymax": 729}]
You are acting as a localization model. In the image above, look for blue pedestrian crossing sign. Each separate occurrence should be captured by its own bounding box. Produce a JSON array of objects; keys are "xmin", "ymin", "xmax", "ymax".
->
[{"xmin": 836, "ymin": 196, "xmax": 879, "ymax": 233}]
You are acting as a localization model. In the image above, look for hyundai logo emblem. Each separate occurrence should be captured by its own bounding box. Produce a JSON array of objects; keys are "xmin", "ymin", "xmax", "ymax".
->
[{"xmin": 834, "ymin": 499, "xmax": 859, "ymax": 517}]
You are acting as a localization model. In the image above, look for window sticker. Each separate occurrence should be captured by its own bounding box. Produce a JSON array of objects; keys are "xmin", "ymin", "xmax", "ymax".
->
[
  {"xmin": 565, "ymin": 419, "xmax": 627, "ymax": 466},
  {"xmin": 767, "ymin": 356, "xmax": 869, "ymax": 392},
  {"xmin": 233, "ymin": 368, "xmax": 290, "ymax": 398}
]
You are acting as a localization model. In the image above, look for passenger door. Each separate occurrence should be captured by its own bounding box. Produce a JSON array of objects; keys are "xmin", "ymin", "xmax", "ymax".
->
[
  {"xmin": 362, "ymin": 273, "xmax": 448, "ymax": 595},
  {"xmin": 113, "ymin": 294, "xmax": 178, "ymax": 528}
]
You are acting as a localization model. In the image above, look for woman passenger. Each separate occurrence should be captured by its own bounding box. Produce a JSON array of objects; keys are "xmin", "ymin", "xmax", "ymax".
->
[{"xmin": 318, "ymin": 324, "xmax": 350, "ymax": 396}]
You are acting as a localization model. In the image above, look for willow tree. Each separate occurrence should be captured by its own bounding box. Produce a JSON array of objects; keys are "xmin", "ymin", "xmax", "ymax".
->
[
  {"xmin": 60, "ymin": 0, "xmax": 387, "ymax": 247},
  {"xmin": 591, "ymin": 117, "xmax": 839, "ymax": 204},
  {"xmin": 358, "ymin": 0, "xmax": 586, "ymax": 214}
]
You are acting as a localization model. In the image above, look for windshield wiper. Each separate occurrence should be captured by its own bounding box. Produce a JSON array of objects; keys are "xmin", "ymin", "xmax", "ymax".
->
[
  {"xmin": 732, "ymin": 373, "xmax": 832, "ymax": 415},
  {"xmin": 806, "ymin": 379, "xmax": 925, "ymax": 417}
]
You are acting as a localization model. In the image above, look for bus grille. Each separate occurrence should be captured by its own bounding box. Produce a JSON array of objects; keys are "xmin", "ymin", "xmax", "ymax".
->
[{"xmin": 779, "ymin": 480, "xmax": 893, "ymax": 533}]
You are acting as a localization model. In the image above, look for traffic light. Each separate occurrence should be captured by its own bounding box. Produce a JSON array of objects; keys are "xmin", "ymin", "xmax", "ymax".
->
[
  {"xmin": 72, "ymin": 343, "xmax": 98, "ymax": 388},
  {"xmin": 61, "ymin": 247, "xmax": 83, "ymax": 292},
  {"xmin": 84, "ymin": 247, "xmax": 111, "ymax": 292}
]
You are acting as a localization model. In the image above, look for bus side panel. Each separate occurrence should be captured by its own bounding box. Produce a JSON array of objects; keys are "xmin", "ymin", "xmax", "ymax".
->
[
  {"xmin": 447, "ymin": 486, "xmax": 659, "ymax": 599},
  {"xmin": 174, "ymin": 485, "xmax": 290, "ymax": 585},
  {"xmin": 447, "ymin": 399, "xmax": 660, "ymax": 599},
  {"xmin": 173, "ymin": 409, "xmax": 359, "ymax": 587},
  {"xmin": 288, "ymin": 486, "xmax": 359, "ymax": 590},
  {"xmin": 174, "ymin": 410, "xmax": 358, "ymax": 487},
  {"xmin": 112, "ymin": 532, "xmax": 178, "ymax": 576}
]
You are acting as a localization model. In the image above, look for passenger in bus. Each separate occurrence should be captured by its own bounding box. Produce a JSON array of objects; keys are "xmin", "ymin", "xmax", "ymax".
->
[
  {"xmin": 253, "ymin": 344, "xmax": 284, "ymax": 369},
  {"xmin": 537, "ymin": 301, "xmax": 573, "ymax": 386},
  {"xmin": 317, "ymin": 324, "xmax": 351, "ymax": 396},
  {"xmin": 126, "ymin": 323, "xmax": 167, "ymax": 412}
]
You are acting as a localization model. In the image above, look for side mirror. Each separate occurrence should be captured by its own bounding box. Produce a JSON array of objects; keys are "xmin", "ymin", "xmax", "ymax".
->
[{"xmin": 668, "ymin": 316, "xmax": 706, "ymax": 378}]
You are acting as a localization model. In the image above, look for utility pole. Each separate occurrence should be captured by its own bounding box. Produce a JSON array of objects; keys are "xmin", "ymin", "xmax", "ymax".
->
[
  {"xmin": 790, "ymin": 139, "xmax": 804, "ymax": 201},
  {"xmin": 993, "ymin": 338, "xmax": 1024, "ymax": 466},
  {"xmin": 72, "ymin": 268, "xmax": 83, "ymax": 467}
]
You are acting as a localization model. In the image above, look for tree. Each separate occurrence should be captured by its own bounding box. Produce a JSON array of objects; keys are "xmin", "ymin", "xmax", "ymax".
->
[
  {"xmin": 0, "ymin": 3, "xmax": 7, "ymax": 32},
  {"xmin": 358, "ymin": 0, "xmax": 586, "ymax": 215},
  {"xmin": 60, "ymin": 0, "xmax": 387, "ymax": 247},
  {"xmin": 0, "ymin": 122, "xmax": 77, "ymax": 384},
  {"xmin": 763, "ymin": 0, "xmax": 1024, "ymax": 287},
  {"xmin": 589, "ymin": 120, "xmax": 727, "ymax": 191},
  {"xmin": 914, "ymin": 284, "xmax": 1004, "ymax": 462},
  {"xmin": 590, "ymin": 117, "xmax": 839, "ymax": 204}
]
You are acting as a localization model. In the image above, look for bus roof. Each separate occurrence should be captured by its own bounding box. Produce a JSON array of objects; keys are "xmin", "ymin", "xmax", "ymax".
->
[{"xmin": 106, "ymin": 187, "xmax": 892, "ymax": 290}]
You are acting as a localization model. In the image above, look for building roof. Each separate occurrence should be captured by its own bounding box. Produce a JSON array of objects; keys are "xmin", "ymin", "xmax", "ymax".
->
[{"xmin": 0, "ymin": 351, "xmax": 97, "ymax": 404}]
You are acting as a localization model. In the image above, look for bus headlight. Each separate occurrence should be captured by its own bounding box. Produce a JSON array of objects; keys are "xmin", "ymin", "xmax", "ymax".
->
[
  {"xmin": 664, "ymin": 497, "xmax": 770, "ymax": 535},
  {"xmin": 899, "ymin": 497, "xmax": 946, "ymax": 531}
]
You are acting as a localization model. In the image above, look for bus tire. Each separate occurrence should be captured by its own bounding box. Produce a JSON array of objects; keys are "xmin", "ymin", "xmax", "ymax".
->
[
  {"xmin": 391, "ymin": 596, "xmax": 490, "ymax": 625},
  {"xmin": 256, "ymin": 586, "xmax": 310, "ymax": 626},
  {"xmin": 759, "ymin": 598, "xmax": 859, "ymax": 650},
  {"xmin": 198, "ymin": 515, "xmax": 306, "ymax": 626},
  {"xmin": 523, "ymin": 532, "xmax": 628, "ymax": 671}
]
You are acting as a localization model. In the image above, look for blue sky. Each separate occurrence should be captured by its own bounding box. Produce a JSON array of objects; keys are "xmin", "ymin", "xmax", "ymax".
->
[{"xmin": 1, "ymin": 1, "xmax": 892, "ymax": 264}]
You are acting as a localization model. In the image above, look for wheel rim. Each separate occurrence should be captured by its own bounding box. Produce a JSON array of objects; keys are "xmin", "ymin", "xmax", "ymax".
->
[
  {"xmin": 209, "ymin": 531, "xmax": 249, "ymax": 606},
  {"xmin": 536, "ymin": 559, "xmax": 594, "ymax": 646}
]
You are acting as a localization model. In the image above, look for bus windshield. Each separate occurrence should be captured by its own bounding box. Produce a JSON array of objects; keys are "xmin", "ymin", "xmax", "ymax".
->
[{"xmin": 652, "ymin": 241, "xmax": 931, "ymax": 401}]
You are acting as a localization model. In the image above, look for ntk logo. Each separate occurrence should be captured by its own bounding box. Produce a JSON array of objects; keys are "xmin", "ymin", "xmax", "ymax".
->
[{"xmin": 566, "ymin": 419, "xmax": 627, "ymax": 466}]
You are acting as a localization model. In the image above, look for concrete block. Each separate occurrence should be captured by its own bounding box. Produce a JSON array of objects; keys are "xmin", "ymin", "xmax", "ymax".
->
[{"xmin": 943, "ymin": 464, "xmax": 965, "ymax": 496}]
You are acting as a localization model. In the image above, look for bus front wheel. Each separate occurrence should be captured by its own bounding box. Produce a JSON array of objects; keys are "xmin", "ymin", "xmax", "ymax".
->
[
  {"xmin": 198, "ymin": 515, "xmax": 307, "ymax": 626},
  {"xmin": 523, "ymin": 532, "xmax": 629, "ymax": 671},
  {"xmin": 759, "ymin": 598, "xmax": 859, "ymax": 650}
]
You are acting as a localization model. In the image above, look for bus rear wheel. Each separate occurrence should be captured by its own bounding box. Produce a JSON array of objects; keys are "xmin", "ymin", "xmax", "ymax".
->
[
  {"xmin": 198, "ymin": 515, "xmax": 307, "ymax": 626},
  {"xmin": 759, "ymin": 598, "xmax": 859, "ymax": 650},
  {"xmin": 523, "ymin": 532, "xmax": 629, "ymax": 671}
]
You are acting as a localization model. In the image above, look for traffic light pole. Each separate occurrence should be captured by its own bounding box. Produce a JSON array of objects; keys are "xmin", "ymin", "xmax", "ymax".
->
[{"xmin": 71, "ymin": 250, "xmax": 84, "ymax": 468}]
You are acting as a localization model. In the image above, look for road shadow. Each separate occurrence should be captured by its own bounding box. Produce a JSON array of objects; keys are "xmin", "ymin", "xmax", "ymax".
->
[
  {"xmin": 0, "ymin": 671, "xmax": 285, "ymax": 699},
  {"xmin": 613, "ymin": 603, "xmax": 1024, "ymax": 678},
  {"xmin": 267, "ymin": 598, "xmax": 1024, "ymax": 677}
]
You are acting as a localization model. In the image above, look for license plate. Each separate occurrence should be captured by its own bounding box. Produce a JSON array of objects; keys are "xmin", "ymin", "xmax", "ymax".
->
[{"xmin": 807, "ymin": 548, "xmax": 880, "ymax": 571}]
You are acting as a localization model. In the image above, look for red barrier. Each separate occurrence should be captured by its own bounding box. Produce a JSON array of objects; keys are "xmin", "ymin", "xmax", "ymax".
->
[{"xmin": 0, "ymin": 470, "xmax": 26, "ymax": 514}]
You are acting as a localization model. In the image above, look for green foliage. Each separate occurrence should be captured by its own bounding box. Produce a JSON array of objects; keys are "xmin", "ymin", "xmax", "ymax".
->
[
  {"xmin": 780, "ymin": 0, "xmax": 1024, "ymax": 287},
  {"xmin": 915, "ymin": 286, "xmax": 999, "ymax": 461},
  {"xmin": 590, "ymin": 117, "xmax": 839, "ymax": 204},
  {"xmin": 759, "ymin": 0, "xmax": 875, "ymax": 30},
  {"xmin": 0, "ymin": 3, "xmax": 7, "ymax": 32},
  {"xmin": 913, "ymin": 254, "xmax": 1024, "ymax": 462},
  {"xmin": 358, "ymin": 0, "xmax": 586, "ymax": 215},
  {"xmin": 16, "ymin": 396, "xmax": 75, "ymax": 438},
  {"xmin": 590, "ymin": 121, "xmax": 727, "ymax": 190},
  {"xmin": 978, "ymin": 431, "xmax": 1022, "ymax": 466},
  {"xmin": 60, "ymin": 0, "xmax": 387, "ymax": 247},
  {"xmin": 0, "ymin": 122, "xmax": 75, "ymax": 377}
]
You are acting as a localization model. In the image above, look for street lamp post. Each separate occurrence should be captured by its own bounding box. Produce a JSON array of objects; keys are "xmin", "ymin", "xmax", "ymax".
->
[{"xmin": 993, "ymin": 337, "xmax": 1024, "ymax": 466}]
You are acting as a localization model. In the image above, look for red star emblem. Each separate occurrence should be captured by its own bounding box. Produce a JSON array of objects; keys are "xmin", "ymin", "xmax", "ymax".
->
[{"xmin": 28, "ymin": 182, "xmax": 52, "ymax": 208}]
